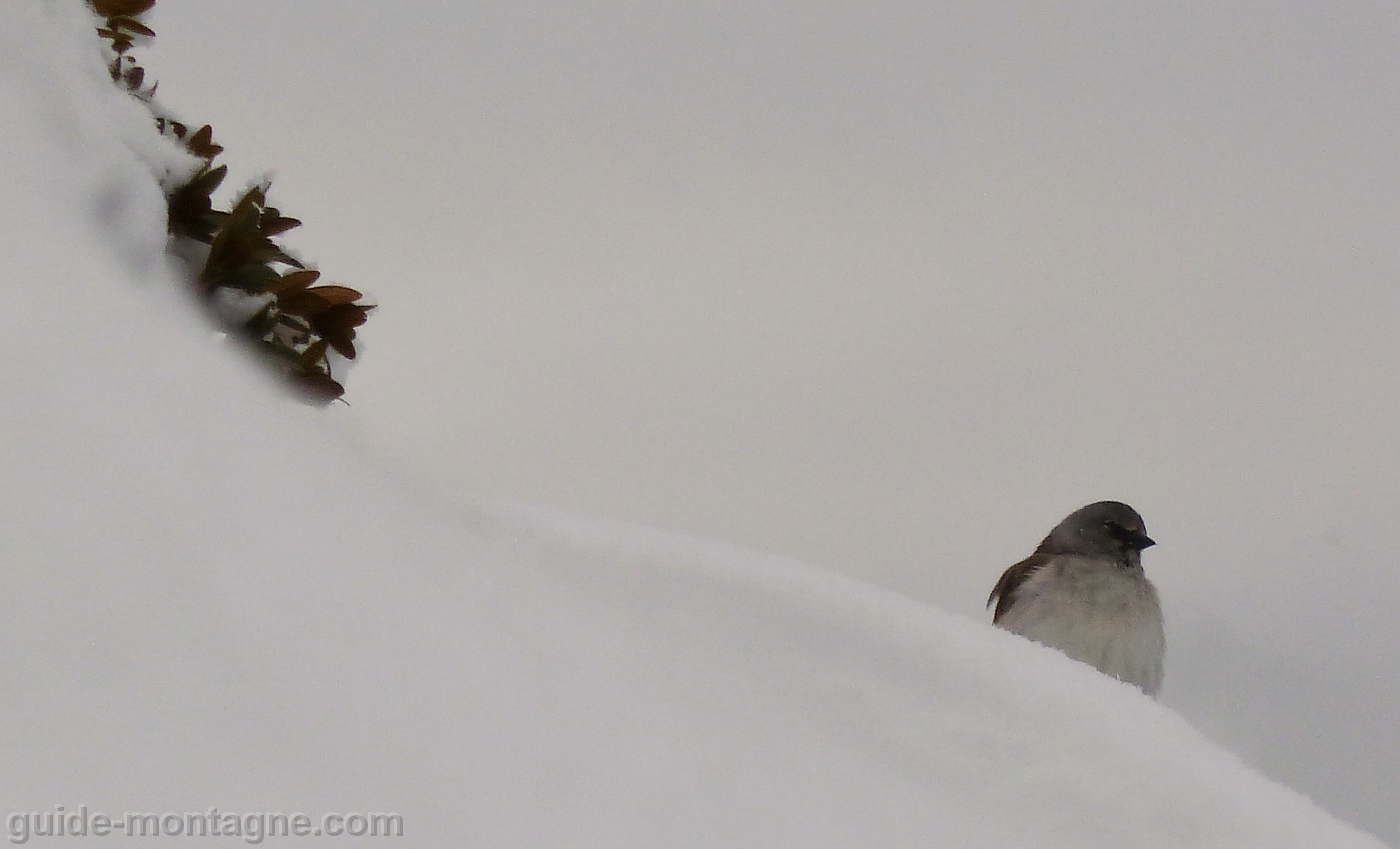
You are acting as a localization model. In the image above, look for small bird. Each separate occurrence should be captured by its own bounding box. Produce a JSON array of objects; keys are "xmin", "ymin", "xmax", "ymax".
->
[{"xmin": 987, "ymin": 501, "xmax": 1165, "ymax": 696}]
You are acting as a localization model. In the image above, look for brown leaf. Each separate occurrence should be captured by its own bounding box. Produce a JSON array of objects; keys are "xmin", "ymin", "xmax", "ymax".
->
[
  {"xmin": 99, "ymin": 30, "xmax": 135, "ymax": 54},
  {"xmin": 311, "ymin": 304, "xmax": 372, "ymax": 359},
  {"xmin": 90, "ymin": 0, "xmax": 156, "ymax": 16},
  {"xmin": 324, "ymin": 334, "xmax": 357, "ymax": 360},
  {"xmin": 287, "ymin": 369, "xmax": 345, "ymax": 404},
  {"xmin": 277, "ymin": 291, "xmax": 331, "ymax": 319},
  {"xmin": 306, "ymin": 285, "xmax": 364, "ymax": 305},
  {"xmin": 260, "ymin": 214, "xmax": 302, "ymax": 237},
  {"xmin": 267, "ymin": 246, "xmax": 304, "ymax": 269},
  {"xmin": 186, "ymin": 125, "xmax": 224, "ymax": 159},
  {"xmin": 167, "ymin": 165, "xmax": 228, "ymax": 242},
  {"xmin": 110, "ymin": 15, "xmax": 155, "ymax": 37},
  {"xmin": 267, "ymin": 269, "xmax": 321, "ymax": 294},
  {"xmin": 320, "ymin": 303, "xmax": 372, "ymax": 329},
  {"xmin": 200, "ymin": 193, "xmax": 266, "ymax": 286}
]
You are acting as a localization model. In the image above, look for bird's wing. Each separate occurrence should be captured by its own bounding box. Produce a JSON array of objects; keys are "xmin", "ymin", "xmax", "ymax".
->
[{"xmin": 987, "ymin": 553, "xmax": 1052, "ymax": 623}]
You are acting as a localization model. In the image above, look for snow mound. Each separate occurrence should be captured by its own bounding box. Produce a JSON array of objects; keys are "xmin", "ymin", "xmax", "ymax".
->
[{"xmin": 0, "ymin": 4, "xmax": 1386, "ymax": 847}]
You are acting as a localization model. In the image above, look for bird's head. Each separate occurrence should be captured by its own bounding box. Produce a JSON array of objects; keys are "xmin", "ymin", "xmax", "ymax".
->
[{"xmin": 1036, "ymin": 501, "xmax": 1155, "ymax": 563}]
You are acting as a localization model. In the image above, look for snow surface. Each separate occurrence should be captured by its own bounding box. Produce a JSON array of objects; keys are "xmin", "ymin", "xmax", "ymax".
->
[{"xmin": 0, "ymin": 4, "xmax": 1388, "ymax": 847}]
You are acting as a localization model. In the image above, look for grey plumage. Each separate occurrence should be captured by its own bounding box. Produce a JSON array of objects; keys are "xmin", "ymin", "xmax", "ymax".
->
[{"xmin": 988, "ymin": 501, "xmax": 1165, "ymax": 696}]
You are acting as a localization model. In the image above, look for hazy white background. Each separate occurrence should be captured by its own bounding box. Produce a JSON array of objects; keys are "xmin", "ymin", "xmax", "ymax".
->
[{"xmin": 138, "ymin": 1, "xmax": 1399, "ymax": 840}]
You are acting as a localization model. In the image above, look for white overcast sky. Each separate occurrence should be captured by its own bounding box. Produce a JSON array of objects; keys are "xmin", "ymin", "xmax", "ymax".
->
[{"xmin": 138, "ymin": 1, "xmax": 1399, "ymax": 841}]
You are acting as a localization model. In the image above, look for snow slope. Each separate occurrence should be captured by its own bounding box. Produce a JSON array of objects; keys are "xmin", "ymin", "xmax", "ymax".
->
[{"xmin": 0, "ymin": 4, "xmax": 1387, "ymax": 846}]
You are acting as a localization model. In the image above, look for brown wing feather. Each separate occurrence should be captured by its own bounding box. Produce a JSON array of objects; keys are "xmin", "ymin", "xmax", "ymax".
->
[{"xmin": 987, "ymin": 553, "xmax": 1052, "ymax": 623}]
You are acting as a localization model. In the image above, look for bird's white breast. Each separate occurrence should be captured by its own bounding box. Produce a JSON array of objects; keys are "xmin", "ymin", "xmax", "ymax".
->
[{"xmin": 996, "ymin": 555, "xmax": 1165, "ymax": 695}]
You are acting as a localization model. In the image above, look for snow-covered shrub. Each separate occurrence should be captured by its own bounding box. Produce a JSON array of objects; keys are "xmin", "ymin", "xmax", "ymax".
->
[{"xmin": 89, "ymin": 0, "xmax": 374, "ymax": 402}]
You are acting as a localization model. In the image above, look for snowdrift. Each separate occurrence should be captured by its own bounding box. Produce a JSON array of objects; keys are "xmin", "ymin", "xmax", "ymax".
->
[{"xmin": 0, "ymin": 4, "xmax": 1386, "ymax": 847}]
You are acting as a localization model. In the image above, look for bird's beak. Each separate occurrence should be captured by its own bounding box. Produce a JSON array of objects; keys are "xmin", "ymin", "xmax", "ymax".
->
[{"xmin": 1107, "ymin": 523, "xmax": 1156, "ymax": 550}]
